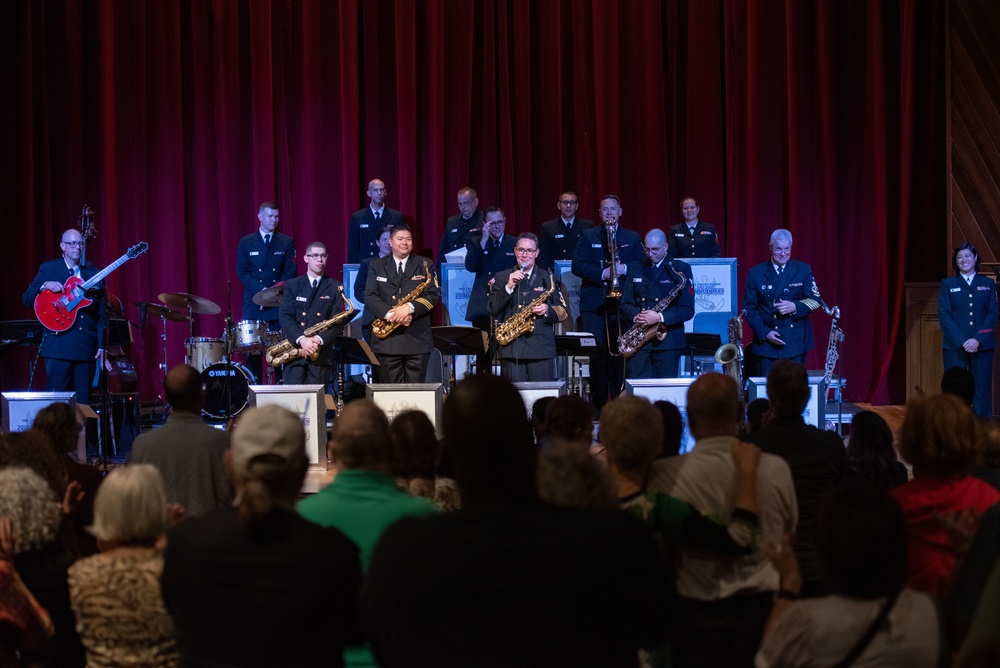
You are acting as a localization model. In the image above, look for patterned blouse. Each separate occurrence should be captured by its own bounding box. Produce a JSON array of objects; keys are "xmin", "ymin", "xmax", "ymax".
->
[{"xmin": 67, "ymin": 549, "xmax": 179, "ymax": 668}]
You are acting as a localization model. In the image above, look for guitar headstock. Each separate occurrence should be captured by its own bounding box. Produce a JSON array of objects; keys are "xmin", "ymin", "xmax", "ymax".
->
[{"xmin": 128, "ymin": 242, "xmax": 149, "ymax": 258}]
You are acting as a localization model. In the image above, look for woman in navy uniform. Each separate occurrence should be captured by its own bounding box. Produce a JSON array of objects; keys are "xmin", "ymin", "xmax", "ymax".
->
[{"xmin": 939, "ymin": 242, "xmax": 998, "ymax": 418}]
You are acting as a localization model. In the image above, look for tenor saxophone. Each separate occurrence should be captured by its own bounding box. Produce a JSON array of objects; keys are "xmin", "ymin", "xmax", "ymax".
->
[
  {"xmin": 372, "ymin": 261, "xmax": 435, "ymax": 339},
  {"xmin": 265, "ymin": 286, "xmax": 355, "ymax": 367},
  {"xmin": 617, "ymin": 264, "xmax": 687, "ymax": 359},
  {"xmin": 715, "ymin": 309, "xmax": 747, "ymax": 392},
  {"xmin": 494, "ymin": 272, "xmax": 558, "ymax": 346}
]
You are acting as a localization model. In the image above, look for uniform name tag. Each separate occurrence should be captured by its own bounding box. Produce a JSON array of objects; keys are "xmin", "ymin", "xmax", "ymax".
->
[
  {"xmin": 296, "ymin": 296, "xmax": 307, "ymax": 302},
  {"xmin": 274, "ymin": 251, "xmax": 285, "ymax": 255},
  {"xmin": 250, "ymin": 251, "xmax": 259, "ymax": 256},
  {"xmin": 633, "ymin": 278, "xmax": 643, "ymax": 283},
  {"xmin": 555, "ymin": 234, "xmax": 565, "ymax": 239},
  {"xmin": 951, "ymin": 287, "xmax": 961, "ymax": 292},
  {"xmin": 360, "ymin": 224, "xmax": 369, "ymax": 228},
  {"xmin": 592, "ymin": 243, "xmax": 602, "ymax": 248},
  {"xmin": 674, "ymin": 233, "xmax": 685, "ymax": 237},
  {"xmin": 451, "ymin": 228, "xmax": 458, "ymax": 233},
  {"xmin": 377, "ymin": 276, "xmax": 388, "ymax": 282}
]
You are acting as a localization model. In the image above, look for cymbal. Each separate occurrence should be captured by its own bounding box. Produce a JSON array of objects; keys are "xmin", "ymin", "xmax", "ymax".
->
[
  {"xmin": 252, "ymin": 283, "xmax": 286, "ymax": 308},
  {"xmin": 157, "ymin": 292, "xmax": 221, "ymax": 315},
  {"xmin": 135, "ymin": 302, "xmax": 192, "ymax": 323}
]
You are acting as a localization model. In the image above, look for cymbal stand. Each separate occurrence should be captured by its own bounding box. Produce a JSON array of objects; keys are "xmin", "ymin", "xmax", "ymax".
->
[{"xmin": 158, "ymin": 313, "xmax": 169, "ymax": 399}]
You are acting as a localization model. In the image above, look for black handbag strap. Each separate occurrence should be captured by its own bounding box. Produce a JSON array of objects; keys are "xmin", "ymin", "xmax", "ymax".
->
[{"xmin": 833, "ymin": 590, "xmax": 901, "ymax": 668}]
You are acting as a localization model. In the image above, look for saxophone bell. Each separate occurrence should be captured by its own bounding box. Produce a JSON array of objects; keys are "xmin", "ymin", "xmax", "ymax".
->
[{"xmin": 715, "ymin": 343, "xmax": 740, "ymax": 366}]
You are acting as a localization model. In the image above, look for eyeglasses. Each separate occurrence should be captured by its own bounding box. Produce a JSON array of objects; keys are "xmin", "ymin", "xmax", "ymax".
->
[
  {"xmin": 514, "ymin": 248, "xmax": 537, "ymax": 255},
  {"xmin": 559, "ymin": 200, "xmax": 578, "ymax": 205},
  {"xmin": 305, "ymin": 253, "xmax": 328, "ymax": 259},
  {"xmin": 62, "ymin": 241, "xmax": 85, "ymax": 247}
]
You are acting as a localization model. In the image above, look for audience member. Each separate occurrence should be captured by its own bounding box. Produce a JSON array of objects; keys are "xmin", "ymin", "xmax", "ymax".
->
[
  {"xmin": 536, "ymin": 446, "xmax": 617, "ymax": 510},
  {"xmin": 385, "ymin": 409, "xmax": 460, "ymax": 512},
  {"xmin": 68, "ymin": 465, "xmax": 178, "ymax": 667},
  {"xmin": 0, "ymin": 430, "xmax": 67, "ymax": 502},
  {"xmin": 746, "ymin": 360, "xmax": 848, "ymax": 596},
  {"xmin": 360, "ymin": 375, "xmax": 671, "ymax": 667},
  {"xmin": 604, "ymin": 395, "xmax": 760, "ymax": 554},
  {"xmin": 889, "ymin": 393, "xmax": 1000, "ymax": 598},
  {"xmin": 129, "ymin": 364, "xmax": 232, "ymax": 517},
  {"xmin": 957, "ymin": 552, "xmax": 1000, "ymax": 666},
  {"xmin": 0, "ymin": 517, "xmax": 54, "ymax": 666},
  {"xmin": 942, "ymin": 365, "xmax": 976, "ymax": 408},
  {"xmin": 745, "ymin": 397, "xmax": 771, "ymax": 434},
  {"xmin": 31, "ymin": 403, "xmax": 103, "ymax": 555},
  {"xmin": 649, "ymin": 373, "xmax": 797, "ymax": 668},
  {"xmin": 846, "ymin": 410, "xmax": 908, "ymax": 489},
  {"xmin": 946, "ymin": 503, "xmax": 1000, "ymax": 652},
  {"xmin": 162, "ymin": 406, "xmax": 362, "ymax": 668},
  {"xmin": 542, "ymin": 395, "xmax": 596, "ymax": 451},
  {"xmin": 652, "ymin": 400, "xmax": 684, "ymax": 458},
  {"xmin": 0, "ymin": 467, "xmax": 84, "ymax": 667},
  {"xmin": 756, "ymin": 482, "xmax": 942, "ymax": 667},
  {"xmin": 529, "ymin": 395, "xmax": 555, "ymax": 446},
  {"xmin": 972, "ymin": 418, "xmax": 1000, "ymax": 492}
]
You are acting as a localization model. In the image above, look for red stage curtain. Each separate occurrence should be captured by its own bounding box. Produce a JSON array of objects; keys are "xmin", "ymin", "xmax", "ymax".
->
[{"xmin": 0, "ymin": 0, "xmax": 945, "ymax": 404}]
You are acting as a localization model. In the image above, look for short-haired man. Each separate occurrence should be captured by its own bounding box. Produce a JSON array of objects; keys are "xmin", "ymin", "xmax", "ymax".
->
[
  {"xmin": 436, "ymin": 186, "xmax": 484, "ymax": 272},
  {"xmin": 650, "ymin": 373, "xmax": 797, "ymax": 668},
  {"xmin": 23, "ymin": 228, "xmax": 106, "ymax": 406},
  {"xmin": 742, "ymin": 228, "xmax": 824, "ymax": 375},
  {"xmin": 365, "ymin": 224, "xmax": 439, "ymax": 383},
  {"xmin": 668, "ymin": 197, "xmax": 721, "ymax": 259},
  {"xmin": 620, "ymin": 228, "xmax": 695, "ymax": 378},
  {"xmin": 464, "ymin": 206, "xmax": 516, "ymax": 372},
  {"xmin": 277, "ymin": 241, "xmax": 349, "ymax": 385},
  {"xmin": 571, "ymin": 195, "xmax": 646, "ymax": 407},
  {"xmin": 129, "ymin": 364, "xmax": 232, "ymax": 517},
  {"xmin": 488, "ymin": 232, "xmax": 568, "ymax": 381},
  {"xmin": 745, "ymin": 360, "xmax": 847, "ymax": 596},
  {"xmin": 298, "ymin": 400, "xmax": 439, "ymax": 668},
  {"xmin": 348, "ymin": 179, "xmax": 404, "ymax": 264},
  {"xmin": 537, "ymin": 191, "xmax": 595, "ymax": 270}
]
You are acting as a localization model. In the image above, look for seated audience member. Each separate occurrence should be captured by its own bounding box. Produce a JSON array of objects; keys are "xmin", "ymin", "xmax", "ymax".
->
[
  {"xmin": 745, "ymin": 397, "xmax": 771, "ymax": 434},
  {"xmin": 972, "ymin": 419, "xmax": 1000, "ymax": 492},
  {"xmin": 536, "ymin": 446, "xmax": 617, "ymax": 510},
  {"xmin": 746, "ymin": 360, "xmax": 848, "ymax": 596},
  {"xmin": 0, "ymin": 467, "xmax": 84, "ymax": 667},
  {"xmin": 889, "ymin": 394, "xmax": 1000, "ymax": 598},
  {"xmin": 653, "ymin": 400, "xmax": 684, "ymax": 458},
  {"xmin": 530, "ymin": 395, "xmax": 555, "ymax": 446},
  {"xmin": 649, "ymin": 373, "xmax": 797, "ymax": 668},
  {"xmin": 68, "ymin": 465, "xmax": 178, "ymax": 667},
  {"xmin": 846, "ymin": 410, "xmax": 908, "ymax": 489},
  {"xmin": 360, "ymin": 375, "xmax": 671, "ymax": 667},
  {"xmin": 542, "ymin": 395, "xmax": 597, "ymax": 451},
  {"xmin": 129, "ymin": 364, "xmax": 232, "ymax": 517},
  {"xmin": 0, "ymin": 517, "xmax": 54, "ymax": 665},
  {"xmin": 385, "ymin": 409, "xmax": 460, "ymax": 512},
  {"xmin": 756, "ymin": 482, "xmax": 942, "ymax": 667},
  {"xmin": 162, "ymin": 406, "xmax": 362, "ymax": 668},
  {"xmin": 603, "ymin": 396, "xmax": 760, "ymax": 553},
  {"xmin": 946, "ymin": 503, "xmax": 1000, "ymax": 652},
  {"xmin": 942, "ymin": 365, "xmax": 976, "ymax": 408},
  {"xmin": 31, "ymin": 403, "xmax": 104, "ymax": 556}
]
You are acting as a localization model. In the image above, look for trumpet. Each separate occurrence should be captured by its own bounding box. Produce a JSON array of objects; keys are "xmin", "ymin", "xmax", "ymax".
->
[{"xmin": 606, "ymin": 214, "xmax": 622, "ymax": 299}]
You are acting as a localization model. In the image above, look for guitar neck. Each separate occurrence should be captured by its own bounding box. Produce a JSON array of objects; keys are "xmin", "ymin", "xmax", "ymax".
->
[{"xmin": 79, "ymin": 252, "xmax": 132, "ymax": 290}]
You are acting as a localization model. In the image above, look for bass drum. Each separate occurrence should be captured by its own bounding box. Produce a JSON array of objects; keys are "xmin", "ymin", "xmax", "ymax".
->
[{"xmin": 201, "ymin": 363, "xmax": 256, "ymax": 420}]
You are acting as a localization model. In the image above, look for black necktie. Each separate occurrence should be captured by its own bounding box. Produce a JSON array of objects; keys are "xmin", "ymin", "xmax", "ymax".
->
[
  {"xmin": 375, "ymin": 210, "xmax": 381, "ymax": 222},
  {"xmin": 566, "ymin": 221, "xmax": 572, "ymax": 230},
  {"xmin": 398, "ymin": 261, "xmax": 404, "ymax": 279},
  {"xmin": 311, "ymin": 278, "xmax": 318, "ymax": 289},
  {"xmin": 264, "ymin": 233, "xmax": 271, "ymax": 246},
  {"xmin": 688, "ymin": 226, "xmax": 696, "ymax": 236},
  {"xmin": 777, "ymin": 265, "xmax": 784, "ymax": 275}
]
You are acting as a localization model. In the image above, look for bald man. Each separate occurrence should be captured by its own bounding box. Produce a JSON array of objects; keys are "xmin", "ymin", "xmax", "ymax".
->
[{"xmin": 348, "ymin": 178, "xmax": 405, "ymax": 264}]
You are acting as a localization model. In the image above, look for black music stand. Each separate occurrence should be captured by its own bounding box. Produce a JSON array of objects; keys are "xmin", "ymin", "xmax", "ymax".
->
[
  {"xmin": 432, "ymin": 326, "xmax": 489, "ymax": 392},
  {"xmin": 555, "ymin": 333, "xmax": 600, "ymax": 396},
  {"xmin": 684, "ymin": 332, "xmax": 722, "ymax": 375},
  {"xmin": 0, "ymin": 320, "xmax": 45, "ymax": 356}
]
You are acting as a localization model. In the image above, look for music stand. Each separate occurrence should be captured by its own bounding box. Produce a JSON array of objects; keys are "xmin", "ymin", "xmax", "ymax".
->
[
  {"xmin": 432, "ymin": 326, "xmax": 489, "ymax": 392},
  {"xmin": 684, "ymin": 332, "xmax": 722, "ymax": 375},
  {"xmin": 555, "ymin": 333, "xmax": 599, "ymax": 396},
  {"xmin": 329, "ymin": 336, "xmax": 379, "ymax": 411},
  {"xmin": 0, "ymin": 320, "xmax": 45, "ymax": 356}
]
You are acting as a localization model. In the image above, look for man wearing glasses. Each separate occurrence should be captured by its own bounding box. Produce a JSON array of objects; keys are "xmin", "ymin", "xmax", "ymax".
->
[
  {"xmin": 23, "ymin": 228, "xmax": 105, "ymax": 405},
  {"xmin": 537, "ymin": 191, "xmax": 594, "ymax": 270},
  {"xmin": 488, "ymin": 233, "xmax": 568, "ymax": 381},
  {"xmin": 278, "ymin": 242, "xmax": 348, "ymax": 385},
  {"xmin": 620, "ymin": 229, "xmax": 695, "ymax": 378},
  {"xmin": 742, "ymin": 228, "xmax": 823, "ymax": 375}
]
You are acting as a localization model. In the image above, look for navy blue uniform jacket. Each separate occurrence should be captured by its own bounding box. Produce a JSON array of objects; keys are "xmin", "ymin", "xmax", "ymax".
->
[
  {"xmin": 742, "ymin": 259, "xmax": 822, "ymax": 359},
  {"xmin": 620, "ymin": 259, "xmax": 695, "ymax": 351},
  {"xmin": 237, "ymin": 231, "xmax": 296, "ymax": 323},
  {"xmin": 24, "ymin": 258, "xmax": 104, "ymax": 360},
  {"xmin": 939, "ymin": 274, "xmax": 998, "ymax": 352}
]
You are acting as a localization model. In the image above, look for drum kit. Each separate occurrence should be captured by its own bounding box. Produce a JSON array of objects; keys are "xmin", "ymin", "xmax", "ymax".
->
[{"xmin": 136, "ymin": 284, "xmax": 287, "ymax": 420}]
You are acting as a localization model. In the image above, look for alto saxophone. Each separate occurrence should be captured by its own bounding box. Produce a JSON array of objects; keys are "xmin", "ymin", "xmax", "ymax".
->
[
  {"xmin": 617, "ymin": 264, "xmax": 687, "ymax": 359},
  {"xmin": 265, "ymin": 286, "xmax": 355, "ymax": 367},
  {"xmin": 494, "ymin": 271, "xmax": 558, "ymax": 346},
  {"xmin": 372, "ymin": 261, "xmax": 435, "ymax": 339}
]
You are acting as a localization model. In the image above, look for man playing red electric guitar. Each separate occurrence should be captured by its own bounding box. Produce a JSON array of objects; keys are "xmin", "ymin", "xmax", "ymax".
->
[{"xmin": 23, "ymin": 229, "xmax": 105, "ymax": 406}]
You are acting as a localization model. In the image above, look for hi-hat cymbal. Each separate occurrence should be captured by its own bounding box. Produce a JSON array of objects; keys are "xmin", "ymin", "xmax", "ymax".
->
[
  {"xmin": 158, "ymin": 292, "xmax": 221, "ymax": 315},
  {"xmin": 135, "ymin": 302, "xmax": 192, "ymax": 323},
  {"xmin": 252, "ymin": 283, "xmax": 286, "ymax": 308}
]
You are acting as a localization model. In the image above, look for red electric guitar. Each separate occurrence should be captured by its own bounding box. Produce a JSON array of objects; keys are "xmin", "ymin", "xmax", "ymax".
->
[{"xmin": 34, "ymin": 242, "xmax": 149, "ymax": 332}]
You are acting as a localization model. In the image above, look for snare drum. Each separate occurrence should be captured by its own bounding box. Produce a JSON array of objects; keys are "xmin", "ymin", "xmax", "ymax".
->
[
  {"xmin": 185, "ymin": 338, "xmax": 225, "ymax": 372},
  {"xmin": 201, "ymin": 363, "xmax": 256, "ymax": 419},
  {"xmin": 233, "ymin": 320, "xmax": 270, "ymax": 352}
]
